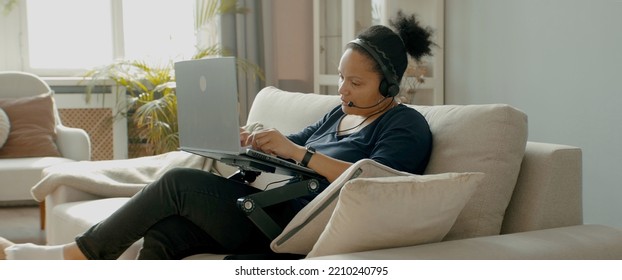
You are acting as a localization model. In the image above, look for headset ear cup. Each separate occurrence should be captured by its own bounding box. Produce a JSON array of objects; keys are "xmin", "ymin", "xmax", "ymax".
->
[
  {"xmin": 379, "ymin": 79, "xmax": 399, "ymax": 97},
  {"xmin": 387, "ymin": 83, "xmax": 400, "ymax": 97},
  {"xmin": 379, "ymin": 79, "xmax": 388, "ymax": 97}
]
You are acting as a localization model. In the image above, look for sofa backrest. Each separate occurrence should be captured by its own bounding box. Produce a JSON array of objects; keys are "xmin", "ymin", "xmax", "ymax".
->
[
  {"xmin": 0, "ymin": 71, "xmax": 51, "ymax": 98},
  {"xmin": 247, "ymin": 87, "xmax": 341, "ymax": 135},
  {"xmin": 0, "ymin": 71, "xmax": 64, "ymax": 159},
  {"xmin": 0, "ymin": 71, "xmax": 58, "ymax": 124},
  {"xmin": 247, "ymin": 87, "xmax": 528, "ymax": 240},
  {"xmin": 412, "ymin": 104, "xmax": 528, "ymax": 240}
]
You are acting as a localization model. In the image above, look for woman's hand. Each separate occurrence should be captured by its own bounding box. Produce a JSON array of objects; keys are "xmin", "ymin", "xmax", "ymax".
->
[
  {"xmin": 241, "ymin": 127, "xmax": 351, "ymax": 182},
  {"xmin": 239, "ymin": 128, "xmax": 252, "ymax": 147},
  {"xmin": 247, "ymin": 129, "xmax": 303, "ymax": 160}
]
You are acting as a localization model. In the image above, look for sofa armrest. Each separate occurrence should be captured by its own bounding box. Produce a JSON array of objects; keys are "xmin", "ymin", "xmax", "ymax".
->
[
  {"xmin": 309, "ymin": 225, "xmax": 622, "ymax": 259},
  {"xmin": 44, "ymin": 185, "xmax": 106, "ymax": 242},
  {"xmin": 501, "ymin": 142, "xmax": 583, "ymax": 234},
  {"xmin": 55, "ymin": 125, "xmax": 91, "ymax": 161}
]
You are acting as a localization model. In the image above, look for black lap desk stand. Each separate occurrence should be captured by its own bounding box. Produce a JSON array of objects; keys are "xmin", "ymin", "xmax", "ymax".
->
[{"xmin": 220, "ymin": 157, "xmax": 328, "ymax": 259}]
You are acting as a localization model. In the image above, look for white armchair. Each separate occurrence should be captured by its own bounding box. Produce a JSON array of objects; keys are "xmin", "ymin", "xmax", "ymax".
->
[{"xmin": 0, "ymin": 71, "xmax": 91, "ymax": 227}]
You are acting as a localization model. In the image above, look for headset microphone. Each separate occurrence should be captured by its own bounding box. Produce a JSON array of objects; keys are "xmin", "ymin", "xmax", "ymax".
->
[{"xmin": 347, "ymin": 97, "xmax": 387, "ymax": 109}]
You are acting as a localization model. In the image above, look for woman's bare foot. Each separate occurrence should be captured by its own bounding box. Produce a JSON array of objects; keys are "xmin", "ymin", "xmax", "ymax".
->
[{"xmin": 0, "ymin": 236, "xmax": 15, "ymax": 260}]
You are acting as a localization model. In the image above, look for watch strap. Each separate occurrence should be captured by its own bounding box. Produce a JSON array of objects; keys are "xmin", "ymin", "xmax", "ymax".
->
[{"xmin": 301, "ymin": 146, "xmax": 316, "ymax": 167}]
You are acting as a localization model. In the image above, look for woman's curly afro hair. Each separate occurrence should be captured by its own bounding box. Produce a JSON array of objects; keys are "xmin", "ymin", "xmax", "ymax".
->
[
  {"xmin": 390, "ymin": 10, "xmax": 436, "ymax": 62},
  {"xmin": 350, "ymin": 10, "xmax": 436, "ymax": 82}
]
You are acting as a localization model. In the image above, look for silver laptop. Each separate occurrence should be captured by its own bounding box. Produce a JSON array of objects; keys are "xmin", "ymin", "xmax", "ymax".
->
[{"xmin": 174, "ymin": 57, "xmax": 319, "ymax": 177}]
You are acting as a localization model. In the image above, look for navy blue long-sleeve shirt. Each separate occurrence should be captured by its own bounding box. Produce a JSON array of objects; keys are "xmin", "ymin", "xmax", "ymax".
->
[{"xmin": 287, "ymin": 104, "xmax": 432, "ymax": 175}]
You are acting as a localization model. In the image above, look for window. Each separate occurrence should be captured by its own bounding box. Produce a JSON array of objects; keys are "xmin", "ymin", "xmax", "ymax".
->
[
  {"xmin": 120, "ymin": 0, "xmax": 195, "ymax": 63},
  {"xmin": 25, "ymin": 0, "xmax": 113, "ymax": 71},
  {"xmin": 24, "ymin": 0, "xmax": 196, "ymax": 76}
]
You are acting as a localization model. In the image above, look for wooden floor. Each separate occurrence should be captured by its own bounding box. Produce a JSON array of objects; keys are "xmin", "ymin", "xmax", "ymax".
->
[{"xmin": 0, "ymin": 205, "xmax": 45, "ymax": 245}]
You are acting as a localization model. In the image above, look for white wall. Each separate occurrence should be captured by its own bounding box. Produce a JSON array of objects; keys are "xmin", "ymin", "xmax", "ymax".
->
[{"xmin": 445, "ymin": 0, "xmax": 622, "ymax": 228}]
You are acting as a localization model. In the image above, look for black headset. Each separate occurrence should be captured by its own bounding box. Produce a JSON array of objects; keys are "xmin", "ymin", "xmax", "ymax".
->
[{"xmin": 350, "ymin": 38, "xmax": 400, "ymax": 98}]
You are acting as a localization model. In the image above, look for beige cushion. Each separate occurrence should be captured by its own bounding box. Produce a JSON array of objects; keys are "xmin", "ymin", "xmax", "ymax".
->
[
  {"xmin": 0, "ymin": 157, "xmax": 75, "ymax": 201},
  {"xmin": 306, "ymin": 172, "xmax": 484, "ymax": 258},
  {"xmin": 0, "ymin": 107, "xmax": 9, "ymax": 148},
  {"xmin": 412, "ymin": 104, "xmax": 528, "ymax": 240},
  {"xmin": 49, "ymin": 198, "xmax": 143, "ymax": 259},
  {"xmin": 0, "ymin": 93, "xmax": 61, "ymax": 158},
  {"xmin": 308, "ymin": 225, "xmax": 622, "ymax": 260},
  {"xmin": 246, "ymin": 86, "xmax": 341, "ymax": 135},
  {"xmin": 271, "ymin": 159, "xmax": 413, "ymax": 255}
]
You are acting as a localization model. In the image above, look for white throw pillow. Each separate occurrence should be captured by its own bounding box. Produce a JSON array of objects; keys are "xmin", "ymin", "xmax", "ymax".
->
[
  {"xmin": 0, "ymin": 107, "xmax": 10, "ymax": 148},
  {"xmin": 306, "ymin": 173, "xmax": 484, "ymax": 258},
  {"xmin": 271, "ymin": 159, "xmax": 413, "ymax": 255}
]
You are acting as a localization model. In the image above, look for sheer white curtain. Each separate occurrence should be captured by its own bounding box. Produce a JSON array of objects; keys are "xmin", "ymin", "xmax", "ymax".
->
[{"xmin": 220, "ymin": 0, "xmax": 271, "ymax": 123}]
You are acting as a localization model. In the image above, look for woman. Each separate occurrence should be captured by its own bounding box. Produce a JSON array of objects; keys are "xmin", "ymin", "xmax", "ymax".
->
[{"xmin": 1, "ymin": 11, "xmax": 434, "ymax": 260}]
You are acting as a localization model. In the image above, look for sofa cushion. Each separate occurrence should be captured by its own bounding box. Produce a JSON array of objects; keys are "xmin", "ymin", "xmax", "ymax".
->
[
  {"xmin": 271, "ymin": 159, "xmax": 413, "ymax": 255},
  {"xmin": 0, "ymin": 107, "xmax": 9, "ymax": 148},
  {"xmin": 49, "ymin": 197, "xmax": 142, "ymax": 259},
  {"xmin": 305, "ymin": 172, "xmax": 484, "ymax": 258},
  {"xmin": 246, "ymin": 86, "xmax": 341, "ymax": 135},
  {"xmin": 0, "ymin": 157, "xmax": 75, "ymax": 202},
  {"xmin": 308, "ymin": 225, "xmax": 622, "ymax": 260},
  {"xmin": 0, "ymin": 93, "xmax": 61, "ymax": 158},
  {"xmin": 412, "ymin": 104, "xmax": 528, "ymax": 240}
]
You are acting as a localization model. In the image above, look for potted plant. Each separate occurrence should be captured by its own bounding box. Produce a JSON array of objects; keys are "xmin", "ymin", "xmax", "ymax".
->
[{"xmin": 84, "ymin": 0, "xmax": 263, "ymax": 158}]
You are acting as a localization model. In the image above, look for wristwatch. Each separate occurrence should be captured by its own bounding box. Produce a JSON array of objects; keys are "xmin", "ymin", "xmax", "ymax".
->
[{"xmin": 300, "ymin": 146, "xmax": 316, "ymax": 167}]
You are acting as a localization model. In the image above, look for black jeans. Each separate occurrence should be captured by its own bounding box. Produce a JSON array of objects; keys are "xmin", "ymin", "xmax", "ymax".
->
[{"xmin": 75, "ymin": 168, "xmax": 303, "ymax": 259}]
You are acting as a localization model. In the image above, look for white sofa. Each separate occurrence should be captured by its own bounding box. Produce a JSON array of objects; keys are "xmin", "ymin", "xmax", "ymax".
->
[
  {"xmin": 40, "ymin": 86, "xmax": 622, "ymax": 259},
  {"xmin": 0, "ymin": 72, "xmax": 90, "ymax": 210}
]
